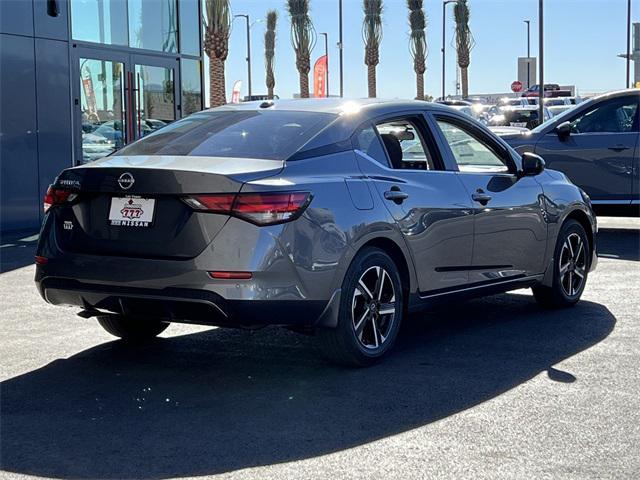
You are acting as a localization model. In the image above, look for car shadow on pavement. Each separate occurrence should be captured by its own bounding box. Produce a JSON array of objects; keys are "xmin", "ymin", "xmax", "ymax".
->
[
  {"xmin": 0, "ymin": 293, "xmax": 615, "ymax": 479},
  {"xmin": 597, "ymin": 228, "xmax": 639, "ymax": 262}
]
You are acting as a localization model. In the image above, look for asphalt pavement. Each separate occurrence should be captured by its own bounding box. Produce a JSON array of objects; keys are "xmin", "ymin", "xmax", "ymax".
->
[{"xmin": 1, "ymin": 217, "xmax": 638, "ymax": 479}]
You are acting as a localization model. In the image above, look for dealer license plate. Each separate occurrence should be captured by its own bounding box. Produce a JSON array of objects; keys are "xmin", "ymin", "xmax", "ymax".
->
[{"xmin": 109, "ymin": 196, "xmax": 155, "ymax": 227}]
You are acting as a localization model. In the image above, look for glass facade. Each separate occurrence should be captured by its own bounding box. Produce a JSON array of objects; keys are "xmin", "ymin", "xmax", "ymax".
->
[
  {"xmin": 70, "ymin": 0, "xmax": 203, "ymax": 163},
  {"xmin": 128, "ymin": 0, "xmax": 178, "ymax": 53},
  {"xmin": 134, "ymin": 64, "xmax": 176, "ymax": 136},
  {"xmin": 70, "ymin": 0, "xmax": 128, "ymax": 45},
  {"xmin": 181, "ymin": 59, "xmax": 203, "ymax": 116},
  {"xmin": 179, "ymin": 0, "xmax": 200, "ymax": 55},
  {"xmin": 79, "ymin": 58, "xmax": 126, "ymax": 162}
]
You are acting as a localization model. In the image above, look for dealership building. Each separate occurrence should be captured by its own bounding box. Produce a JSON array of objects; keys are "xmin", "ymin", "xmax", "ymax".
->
[{"xmin": 1, "ymin": 0, "xmax": 204, "ymax": 232}]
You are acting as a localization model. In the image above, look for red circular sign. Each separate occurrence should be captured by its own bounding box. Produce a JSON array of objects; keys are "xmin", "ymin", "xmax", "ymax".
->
[{"xmin": 511, "ymin": 80, "xmax": 523, "ymax": 93}]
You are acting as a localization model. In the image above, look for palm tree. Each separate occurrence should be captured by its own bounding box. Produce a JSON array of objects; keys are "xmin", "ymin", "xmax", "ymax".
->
[
  {"xmin": 362, "ymin": 0, "xmax": 383, "ymax": 98},
  {"xmin": 203, "ymin": 0, "xmax": 232, "ymax": 107},
  {"xmin": 407, "ymin": 0, "xmax": 427, "ymax": 100},
  {"xmin": 264, "ymin": 10, "xmax": 278, "ymax": 100},
  {"xmin": 453, "ymin": 0, "xmax": 475, "ymax": 98},
  {"xmin": 287, "ymin": 0, "xmax": 316, "ymax": 98}
]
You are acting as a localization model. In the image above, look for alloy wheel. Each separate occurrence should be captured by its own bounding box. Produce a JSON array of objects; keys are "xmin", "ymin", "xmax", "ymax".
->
[
  {"xmin": 559, "ymin": 233, "xmax": 587, "ymax": 297},
  {"xmin": 352, "ymin": 266, "xmax": 396, "ymax": 350}
]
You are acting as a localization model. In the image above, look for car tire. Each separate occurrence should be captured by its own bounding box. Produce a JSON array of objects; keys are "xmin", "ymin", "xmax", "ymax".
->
[
  {"xmin": 317, "ymin": 247, "xmax": 403, "ymax": 367},
  {"xmin": 532, "ymin": 219, "xmax": 590, "ymax": 309},
  {"xmin": 97, "ymin": 315, "xmax": 169, "ymax": 341}
]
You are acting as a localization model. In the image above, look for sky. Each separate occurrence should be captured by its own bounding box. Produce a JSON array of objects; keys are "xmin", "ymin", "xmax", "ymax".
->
[{"xmin": 204, "ymin": 0, "xmax": 637, "ymax": 105}]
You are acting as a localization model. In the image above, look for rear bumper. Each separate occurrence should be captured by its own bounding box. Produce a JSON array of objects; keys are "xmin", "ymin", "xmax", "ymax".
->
[
  {"xmin": 34, "ymin": 211, "xmax": 345, "ymax": 327},
  {"xmin": 36, "ymin": 275, "xmax": 328, "ymax": 327}
]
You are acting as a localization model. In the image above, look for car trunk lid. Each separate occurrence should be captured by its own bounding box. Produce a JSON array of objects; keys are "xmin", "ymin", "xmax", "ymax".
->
[{"xmin": 52, "ymin": 155, "xmax": 283, "ymax": 259}]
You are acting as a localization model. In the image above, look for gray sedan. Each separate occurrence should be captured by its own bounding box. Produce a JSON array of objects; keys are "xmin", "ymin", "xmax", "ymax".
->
[
  {"xmin": 501, "ymin": 89, "xmax": 639, "ymax": 215},
  {"xmin": 36, "ymin": 99, "xmax": 597, "ymax": 366}
]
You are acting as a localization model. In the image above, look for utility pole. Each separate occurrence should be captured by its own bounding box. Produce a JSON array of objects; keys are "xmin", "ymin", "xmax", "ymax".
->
[
  {"xmin": 538, "ymin": 0, "xmax": 544, "ymax": 126},
  {"xmin": 338, "ymin": 0, "xmax": 344, "ymax": 97},
  {"xmin": 524, "ymin": 20, "xmax": 531, "ymax": 89},
  {"xmin": 320, "ymin": 32, "xmax": 329, "ymax": 97},
  {"xmin": 234, "ymin": 14, "xmax": 252, "ymax": 99},
  {"xmin": 626, "ymin": 0, "xmax": 631, "ymax": 88},
  {"xmin": 442, "ymin": 0, "xmax": 459, "ymax": 100}
]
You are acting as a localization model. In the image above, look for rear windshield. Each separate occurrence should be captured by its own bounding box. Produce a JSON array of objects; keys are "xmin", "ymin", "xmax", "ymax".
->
[{"xmin": 116, "ymin": 110, "xmax": 336, "ymax": 160}]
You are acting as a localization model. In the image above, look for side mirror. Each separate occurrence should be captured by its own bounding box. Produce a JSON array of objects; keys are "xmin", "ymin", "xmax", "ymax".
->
[
  {"xmin": 556, "ymin": 121, "xmax": 572, "ymax": 140},
  {"xmin": 520, "ymin": 152, "xmax": 546, "ymax": 177}
]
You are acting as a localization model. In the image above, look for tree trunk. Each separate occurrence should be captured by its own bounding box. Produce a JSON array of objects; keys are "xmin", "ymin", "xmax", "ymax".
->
[
  {"xmin": 367, "ymin": 64, "xmax": 377, "ymax": 98},
  {"xmin": 209, "ymin": 57, "xmax": 227, "ymax": 107},
  {"xmin": 416, "ymin": 73, "xmax": 424, "ymax": 100},
  {"xmin": 299, "ymin": 72, "xmax": 309, "ymax": 98},
  {"xmin": 461, "ymin": 67, "xmax": 469, "ymax": 99},
  {"xmin": 268, "ymin": 87, "xmax": 274, "ymax": 100}
]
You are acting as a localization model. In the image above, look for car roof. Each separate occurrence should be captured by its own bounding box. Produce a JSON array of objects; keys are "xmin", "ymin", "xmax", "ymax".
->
[{"xmin": 205, "ymin": 98, "xmax": 456, "ymax": 118}]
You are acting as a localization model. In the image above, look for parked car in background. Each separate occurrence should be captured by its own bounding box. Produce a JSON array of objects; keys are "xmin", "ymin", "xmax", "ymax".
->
[
  {"xmin": 499, "ymin": 97, "xmax": 531, "ymax": 107},
  {"xmin": 36, "ymin": 99, "xmax": 597, "ymax": 366},
  {"xmin": 488, "ymin": 105, "xmax": 552, "ymax": 129},
  {"xmin": 435, "ymin": 99, "xmax": 473, "ymax": 107},
  {"xmin": 522, "ymin": 83, "xmax": 572, "ymax": 98},
  {"xmin": 502, "ymin": 89, "xmax": 639, "ymax": 216}
]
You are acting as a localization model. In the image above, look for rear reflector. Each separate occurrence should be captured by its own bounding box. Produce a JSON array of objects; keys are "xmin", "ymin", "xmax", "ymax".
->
[
  {"xmin": 208, "ymin": 271, "xmax": 253, "ymax": 280},
  {"xmin": 184, "ymin": 192, "xmax": 311, "ymax": 226},
  {"xmin": 43, "ymin": 186, "xmax": 73, "ymax": 213},
  {"xmin": 35, "ymin": 256, "xmax": 48, "ymax": 265}
]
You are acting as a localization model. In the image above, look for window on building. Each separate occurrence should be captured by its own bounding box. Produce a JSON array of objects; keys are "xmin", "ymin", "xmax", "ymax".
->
[
  {"xmin": 181, "ymin": 59, "xmax": 203, "ymax": 116},
  {"xmin": 128, "ymin": 0, "xmax": 178, "ymax": 53},
  {"xmin": 70, "ymin": 0, "xmax": 128, "ymax": 45},
  {"xmin": 179, "ymin": 0, "xmax": 200, "ymax": 56}
]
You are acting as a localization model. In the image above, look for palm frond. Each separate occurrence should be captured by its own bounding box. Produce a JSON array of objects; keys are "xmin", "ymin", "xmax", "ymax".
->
[
  {"xmin": 265, "ymin": 10, "xmax": 277, "ymax": 94},
  {"xmin": 407, "ymin": 0, "xmax": 427, "ymax": 68},
  {"xmin": 453, "ymin": 0, "xmax": 475, "ymax": 67},
  {"xmin": 287, "ymin": 0, "xmax": 316, "ymax": 58},
  {"xmin": 204, "ymin": 0, "xmax": 231, "ymax": 37},
  {"xmin": 362, "ymin": 0, "xmax": 383, "ymax": 52}
]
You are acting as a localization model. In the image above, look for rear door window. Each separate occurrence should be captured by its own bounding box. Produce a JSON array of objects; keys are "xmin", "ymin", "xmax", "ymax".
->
[{"xmin": 116, "ymin": 110, "xmax": 336, "ymax": 160}]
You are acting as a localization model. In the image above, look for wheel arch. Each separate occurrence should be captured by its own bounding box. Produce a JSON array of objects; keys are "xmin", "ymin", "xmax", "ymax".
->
[
  {"xmin": 564, "ymin": 208, "xmax": 595, "ymax": 260},
  {"xmin": 315, "ymin": 234, "xmax": 416, "ymax": 329},
  {"xmin": 358, "ymin": 237, "xmax": 412, "ymax": 308}
]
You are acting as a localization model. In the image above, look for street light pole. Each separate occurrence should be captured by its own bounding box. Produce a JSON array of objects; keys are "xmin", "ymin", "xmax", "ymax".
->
[
  {"xmin": 442, "ymin": 0, "xmax": 459, "ymax": 100},
  {"xmin": 524, "ymin": 20, "xmax": 531, "ymax": 89},
  {"xmin": 320, "ymin": 32, "xmax": 329, "ymax": 97},
  {"xmin": 234, "ymin": 14, "xmax": 252, "ymax": 99},
  {"xmin": 538, "ymin": 0, "xmax": 544, "ymax": 126},
  {"xmin": 338, "ymin": 0, "xmax": 344, "ymax": 97},
  {"xmin": 626, "ymin": 0, "xmax": 631, "ymax": 88}
]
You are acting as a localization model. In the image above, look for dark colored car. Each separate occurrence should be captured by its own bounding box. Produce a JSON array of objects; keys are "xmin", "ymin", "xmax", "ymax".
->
[
  {"xmin": 36, "ymin": 99, "xmax": 597, "ymax": 366},
  {"xmin": 488, "ymin": 105, "xmax": 552, "ymax": 129},
  {"xmin": 501, "ymin": 89, "xmax": 640, "ymax": 216},
  {"xmin": 522, "ymin": 84, "xmax": 572, "ymax": 98}
]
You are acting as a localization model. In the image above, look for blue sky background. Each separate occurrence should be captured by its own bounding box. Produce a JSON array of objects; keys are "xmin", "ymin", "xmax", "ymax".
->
[{"xmin": 205, "ymin": 0, "xmax": 637, "ymax": 104}]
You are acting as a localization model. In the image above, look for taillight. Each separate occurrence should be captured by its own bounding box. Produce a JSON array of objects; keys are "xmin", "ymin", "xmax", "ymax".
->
[
  {"xmin": 183, "ymin": 192, "xmax": 312, "ymax": 226},
  {"xmin": 43, "ymin": 186, "xmax": 73, "ymax": 213}
]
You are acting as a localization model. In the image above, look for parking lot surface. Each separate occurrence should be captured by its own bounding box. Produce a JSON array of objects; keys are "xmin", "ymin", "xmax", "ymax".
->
[{"xmin": 1, "ymin": 217, "xmax": 638, "ymax": 480}]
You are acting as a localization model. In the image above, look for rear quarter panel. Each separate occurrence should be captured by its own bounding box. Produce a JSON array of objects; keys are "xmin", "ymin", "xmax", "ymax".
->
[{"xmin": 243, "ymin": 150, "xmax": 417, "ymax": 301}]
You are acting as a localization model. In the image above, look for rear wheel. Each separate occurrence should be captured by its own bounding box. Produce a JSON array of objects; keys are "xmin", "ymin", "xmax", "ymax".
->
[
  {"xmin": 97, "ymin": 315, "xmax": 169, "ymax": 341},
  {"xmin": 318, "ymin": 247, "xmax": 403, "ymax": 367},
  {"xmin": 533, "ymin": 219, "xmax": 590, "ymax": 308}
]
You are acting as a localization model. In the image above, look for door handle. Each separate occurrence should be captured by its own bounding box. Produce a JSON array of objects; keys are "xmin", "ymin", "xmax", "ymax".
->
[
  {"xmin": 608, "ymin": 145, "xmax": 631, "ymax": 152},
  {"xmin": 472, "ymin": 190, "xmax": 492, "ymax": 205},
  {"xmin": 384, "ymin": 187, "xmax": 409, "ymax": 204}
]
